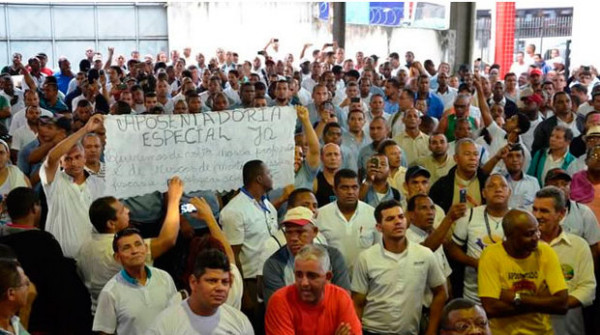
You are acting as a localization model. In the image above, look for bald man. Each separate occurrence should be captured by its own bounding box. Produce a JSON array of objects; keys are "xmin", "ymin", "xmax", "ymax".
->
[{"xmin": 477, "ymin": 209, "xmax": 568, "ymax": 335}]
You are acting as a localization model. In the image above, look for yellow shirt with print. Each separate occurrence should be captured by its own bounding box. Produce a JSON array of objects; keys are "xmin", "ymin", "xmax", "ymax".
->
[{"xmin": 478, "ymin": 242, "xmax": 567, "ymax": 335}]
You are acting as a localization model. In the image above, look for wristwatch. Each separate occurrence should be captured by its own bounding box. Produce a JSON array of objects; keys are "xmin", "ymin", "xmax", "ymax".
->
[{"xmin": 513, "ymin": 292, "xmax": 522, "ymax": 306}]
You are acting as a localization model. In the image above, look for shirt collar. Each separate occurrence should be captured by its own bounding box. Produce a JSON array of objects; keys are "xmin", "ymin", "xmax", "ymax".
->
[
  {"xmin": 550, "ymin": 229, "xmax": 571, "ymax": 247},
  {"xmin": 120, "ymin": 265, "xmax": 152, "ymax": 286},
  {"xmin": 409, "ymin": 224, "xmax": 429, "ymax": 238},
  {"xmin": 240, "ymin": 187, "xmax": 271, "ymax": 213}
]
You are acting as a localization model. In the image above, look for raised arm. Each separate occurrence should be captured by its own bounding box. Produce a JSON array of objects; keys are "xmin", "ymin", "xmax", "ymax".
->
[
  {"xmin": 103, "ymin": 47, "xmax": 114, "ymax": 70},
  {"xmin": 473, "ymin": 75, "xmax": 493, "ymax": 128},
  {"xmin": 299, "ymin": 43, "xmax": 312, "ymax": 61},
  {"xmin": 43, "ymin": 114, "xmax": 103, "ymax": 185},
  {"xmin": 297, "ymin": 106, "xmax": 320, "ymax": 169},
  {"xmin": 481, "ymin": 144, "xmax": 510, "ymax": 176},
  {"xmin": 150, "ymin": 176, "xmax": 184, "ymax": 259},
  {"xmin": 18, "ymin": 63, "xmax": 37, "ymax": 92},
  {"xmin": 421, "ymin": 204, "xmax": 467, "ymax": 251}
]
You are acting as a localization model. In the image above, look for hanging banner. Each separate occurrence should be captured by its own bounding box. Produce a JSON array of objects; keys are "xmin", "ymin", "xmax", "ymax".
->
[{"xmin": 103, "ymin": 107, "xmax": 296, "ymax": 198}]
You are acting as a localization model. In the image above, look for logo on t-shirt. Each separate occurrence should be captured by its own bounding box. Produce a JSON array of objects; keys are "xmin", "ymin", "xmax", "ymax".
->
[
  {"xmin": 475, "ymin": 234, "xmax": 503, "ymax": 250},
  {"xmin": 561, "ymin": 264, "xmax": 574, "ymax": 281}
]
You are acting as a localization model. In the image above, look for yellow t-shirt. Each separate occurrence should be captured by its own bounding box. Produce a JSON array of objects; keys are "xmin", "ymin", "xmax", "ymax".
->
[{"xmin": 478, "ymin": 242, "xmax": 567, "ymax": 335}]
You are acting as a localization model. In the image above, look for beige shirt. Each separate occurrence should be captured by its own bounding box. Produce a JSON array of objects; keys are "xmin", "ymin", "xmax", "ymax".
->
[
  {"xmin": 416, "ymin": 154, "xmax": 455, "ymax": 185},
  {"xmin": 393, "ymin": 131, "xmax": 431, "ymax": 166},
  {"xmin": 453, "ymin": 172, "xmax": 481, "ymax": 208}
]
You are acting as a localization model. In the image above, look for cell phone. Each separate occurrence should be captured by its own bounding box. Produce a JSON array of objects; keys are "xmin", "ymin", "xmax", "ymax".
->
[
  {"xmin": 258, "ymin": 51, "xmax": 266, "ymax": 56},
  {"xmin": 180, "ymin": 203, "xmax": 197, "ymax": 214},
  {"xmin": 459, "ymin": 189, "xmax": 467, "ymax": 203},
  {"xmin": 350, "ymin": 97, "xmax": 360, "ymax": 103},
  {"xmin": 99, "ymin": 69, "xmax": 105, "ymax": 76},
  {"xmin": 370, "ymin": 157, "xmax": 379, "ymax": 169},
  {"xmin": 326, "ymin": 43, "xmax": 334, "ymax": 47},
  {"xmin": 273, "ymin": 39, "xmax": 279, "ymax": 43}
]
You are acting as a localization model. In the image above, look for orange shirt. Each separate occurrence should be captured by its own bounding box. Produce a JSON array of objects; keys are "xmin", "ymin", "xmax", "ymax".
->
[{"xmin": 265, "ymin": 283, "xmax": 362, "ymax": 335}]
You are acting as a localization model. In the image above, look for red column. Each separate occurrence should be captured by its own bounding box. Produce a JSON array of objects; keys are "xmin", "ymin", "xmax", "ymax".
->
[{"xmin": 494, "ymin": 2, "xmax": 516, "ymax": 78}]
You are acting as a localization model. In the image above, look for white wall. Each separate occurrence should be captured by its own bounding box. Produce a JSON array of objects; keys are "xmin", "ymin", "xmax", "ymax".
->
[{"xmin": 167, "ymin": 2, "xmax": 446, "ymax": 65}]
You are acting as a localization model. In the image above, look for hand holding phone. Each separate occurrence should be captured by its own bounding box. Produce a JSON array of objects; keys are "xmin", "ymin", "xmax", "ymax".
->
[{"xmin": 459, "ymin": 189, "xmax": 467, "ymax": 203}]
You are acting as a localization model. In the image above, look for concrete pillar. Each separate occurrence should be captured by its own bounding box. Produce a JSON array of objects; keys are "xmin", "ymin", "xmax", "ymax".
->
[
  {"xmin": 449, "ymin": 2, "xmax": 476, "ymax": 71},
  {"xmin": 332, "ymin": 2, "xmax": 346, "ymax": 49}
]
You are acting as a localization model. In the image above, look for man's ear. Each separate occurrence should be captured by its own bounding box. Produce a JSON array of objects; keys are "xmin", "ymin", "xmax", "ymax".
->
[{"xmin": 325, "ymin": 271, "xmax": 333, "ymax": 282}]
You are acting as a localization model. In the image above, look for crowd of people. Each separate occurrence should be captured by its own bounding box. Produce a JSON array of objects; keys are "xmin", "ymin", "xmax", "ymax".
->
[{"xmin": 0, "ymin": 37, "xmax": 599, "ymax": 335}]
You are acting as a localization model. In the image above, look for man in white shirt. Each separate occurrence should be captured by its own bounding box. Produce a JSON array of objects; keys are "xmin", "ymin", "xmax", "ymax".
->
[
  {"xmin": 146, "ymin": 249, "xmax": 253, "ymax": 335},
  {"xmin": 352, "ymin": 200, "xmax": 447, "ymax": 334},
  {"xmin": 316, "ymin": 169, "xmax": 379, "ymax": 268},
  {"xmin": 433, "ymin": 72, "xmax": 458, "ymax": 111},
  {"xmin": 534, "ymin": 187, "xmax": 596, "ymax": 335},
  {"xmin": 9, "ymin": 90, "xmax": 52, "ymax": 136},
  {"xmin": 445, "ymin": 174, "xmax": 511, "ymax": 302},
  {"xmin": 78, "ymin": 177, "xmax": 183, "ymax": 313},
  {"xmin": 93, "ymin": 228, "xmax": 178, "ymax": 335},
  {"xmin": 220, "ymin": 160, "xmax": 278, "ymax": 322},
  {"xmin": 40, "ymin": 114, "xmax": 105, "ymax": 258},
  {"xmin": 10, "ymin": 105, "xmax": 40, "ymax": 155}
]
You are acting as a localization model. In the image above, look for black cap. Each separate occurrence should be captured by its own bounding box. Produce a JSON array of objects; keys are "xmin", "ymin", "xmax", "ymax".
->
[
  {"xmin": 545, "ymin": 168, "xmax": 571, "ymax": 184},
  {"xmin": 405, "ymin": 165, "xmax": 431, "ymax": 183}
]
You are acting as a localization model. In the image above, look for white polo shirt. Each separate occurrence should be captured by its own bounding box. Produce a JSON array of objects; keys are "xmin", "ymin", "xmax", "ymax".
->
[
  {"xmin": 8, "ymin": 106, "xmax": 53, "ymax": 135},
  {"xmin": 563, "ymin": 200, "xmax": 600, "ymax": 246},
  {"xmin": 220, "ymin": 190, "xmax": 278, "ymax": 279},
  {"xmin": 93, "ymin": 266, "xmax": 178, "ymax": 335},
  {"xmin": 451, "ymin": 205, "xmax": 505, "ymax": 302},
  {"xmin": 506, "ymin": 173, "xmax": 540, "ymax": 211},
  {"xmin": 406, "ymin": 225, "xmax": 452, "ymax": 307},
  {"xmin": 316, "ymin": 200, "xmax": 379, "ymax": 268},
  {"xmin": 351, "ymin": 241, "xmax": 446, "ymax": 334},
  {"xmin": 550, "ymin": 231, "xmax": 596, "ymax": 335},
  {"xmin": 146, "ymin": 298, "xmax": 254, "ymax": 335},
  {"xmin": 40, "ymin": 168, "xmax": 105, "ymax": 258},
  {"xmin": 77, "ymin": 233, "xmax": 153, "ymax": 313}
]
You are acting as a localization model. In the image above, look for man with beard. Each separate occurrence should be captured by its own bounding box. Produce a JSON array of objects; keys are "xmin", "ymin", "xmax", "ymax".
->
[{"xmin": 416, "ymin": 133, "xmax": 455, "ymax": 185}]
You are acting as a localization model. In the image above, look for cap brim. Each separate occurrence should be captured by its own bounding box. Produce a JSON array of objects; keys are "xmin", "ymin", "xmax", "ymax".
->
[{"xmin": 282, "ymin": 219, "xmax": 312, "ymax": 226}]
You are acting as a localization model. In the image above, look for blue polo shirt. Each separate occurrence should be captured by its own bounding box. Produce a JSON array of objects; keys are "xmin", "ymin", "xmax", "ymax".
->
[{"xmin": 416, "ymin": 91, "xmax": 444, "ymax": 119}]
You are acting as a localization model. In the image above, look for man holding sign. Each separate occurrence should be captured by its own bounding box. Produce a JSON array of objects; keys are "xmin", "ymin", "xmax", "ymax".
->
[{"xmin": 41, "ymin": 114, "xmax": 105, "ymax": 258}]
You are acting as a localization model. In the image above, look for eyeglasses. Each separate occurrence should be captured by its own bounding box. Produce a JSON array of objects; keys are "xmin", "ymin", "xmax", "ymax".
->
[
  {"xmin": 454, "ymin": 104, "xmax": 469, "ymax": 109},
  {"xmin": 444, "ymin": 319, "xmax": 489, "ymax": 333}
]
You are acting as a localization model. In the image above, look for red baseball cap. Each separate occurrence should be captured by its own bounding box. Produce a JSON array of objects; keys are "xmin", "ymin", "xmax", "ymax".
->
[{"xmin": 530, "ymin": 68, "xmax": 543, "ymax": 76}]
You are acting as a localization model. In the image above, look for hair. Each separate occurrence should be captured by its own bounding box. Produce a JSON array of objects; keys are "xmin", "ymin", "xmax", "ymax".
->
[
  {"xmin": 254, "ymin": 81, "xmax": 267, "ymax": 91},
  {"xmin": 571, "ymin": 83, "xmax": 588, "ymax": 95},
  {"xmin": 192, "ymin": 248, "xmax": 230, "ymax": 279},
  {"xmin": 553, "ymin": 91, "xmax": 570, "ymax": 104},
  {"xmin": 0, "ymin": 258, "xmax": 21, "ymax": 300},
  {"xmin": 89, "ymin": 196, "xmax": 118, "ymax": 234},
  {"xmin": 112, "ymin": 227, "xmax": 142, "ymax": 252},
  {"xmin": 389, "ymin": 52, "xmax": 399, "ymax": 60},
  {"xmin": 288, "ymin": 188, "xmax": 313, "ymax": 208},
  {"xmin": 242, "ymin": 159, "xmax": 265, "ymax": 187},
  {"xmin": 377, "ymin": 139, "xmax": 400, "ymax": 154},
  {"xmin": 323, "ymin": 122, "xmax": 342, "ymax": 137},
  {"xmin": 508, "ymin": 143, "xmax": 525, "ymax": 156},
  {"xmin": 536, "ymin": 186, "xmax": 566, "ymax": 212},
  {"xmin": 144, "ymin": 92, "xmax": 157, "ymax": 100},
  {"xmin": 406, "ymin": 194, "xmax": 430, "ymax": 212},
  {"xmin": 386, "ymin": 78, "xmax": 401, "ymax": 89},
  {"xmin": 440, "ymin": 298, "xmax": 482, "ymax": 330},
  {"xmin": 513, "ymin": 112, "xmax": 531, "ymax": 134},
  {"xmin": 334, "ymin": 169, "xmax": 358, "ymax": 189},
  {"xmin": 552, "ymin": 125, "xmax": 574, "ymax": 142},
  {"xmin": 346, "ymin": 70, "xmax": 360, "ymax": 80},
  {"xmin": 295, "ymin": 244, "xmax": 331, "ymax": 274},
  {"xmin": 374, "ymin": 199, "xmax": 402, "ymax": 223},
  {"xmin": 6, "ymin": 187, "xmax": 38, "ymax": 221},
  {"xmin": 454, "ymin": 138, "xmax": 476, "ymax": 155},
  {"xmin": 504, "ymin": 72, "xmax": 516, "ymax": 80}
]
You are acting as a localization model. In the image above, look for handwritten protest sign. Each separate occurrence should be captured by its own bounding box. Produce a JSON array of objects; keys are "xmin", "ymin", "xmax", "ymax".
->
[{"xmin": 104, "ymin": 107, "xmax": 296, "ymax": 198}]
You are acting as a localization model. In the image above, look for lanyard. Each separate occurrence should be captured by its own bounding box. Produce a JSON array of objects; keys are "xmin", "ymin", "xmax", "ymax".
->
[{"xmin": 483, "ymin": 209, "xmax": 500, "ymax": 244}]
